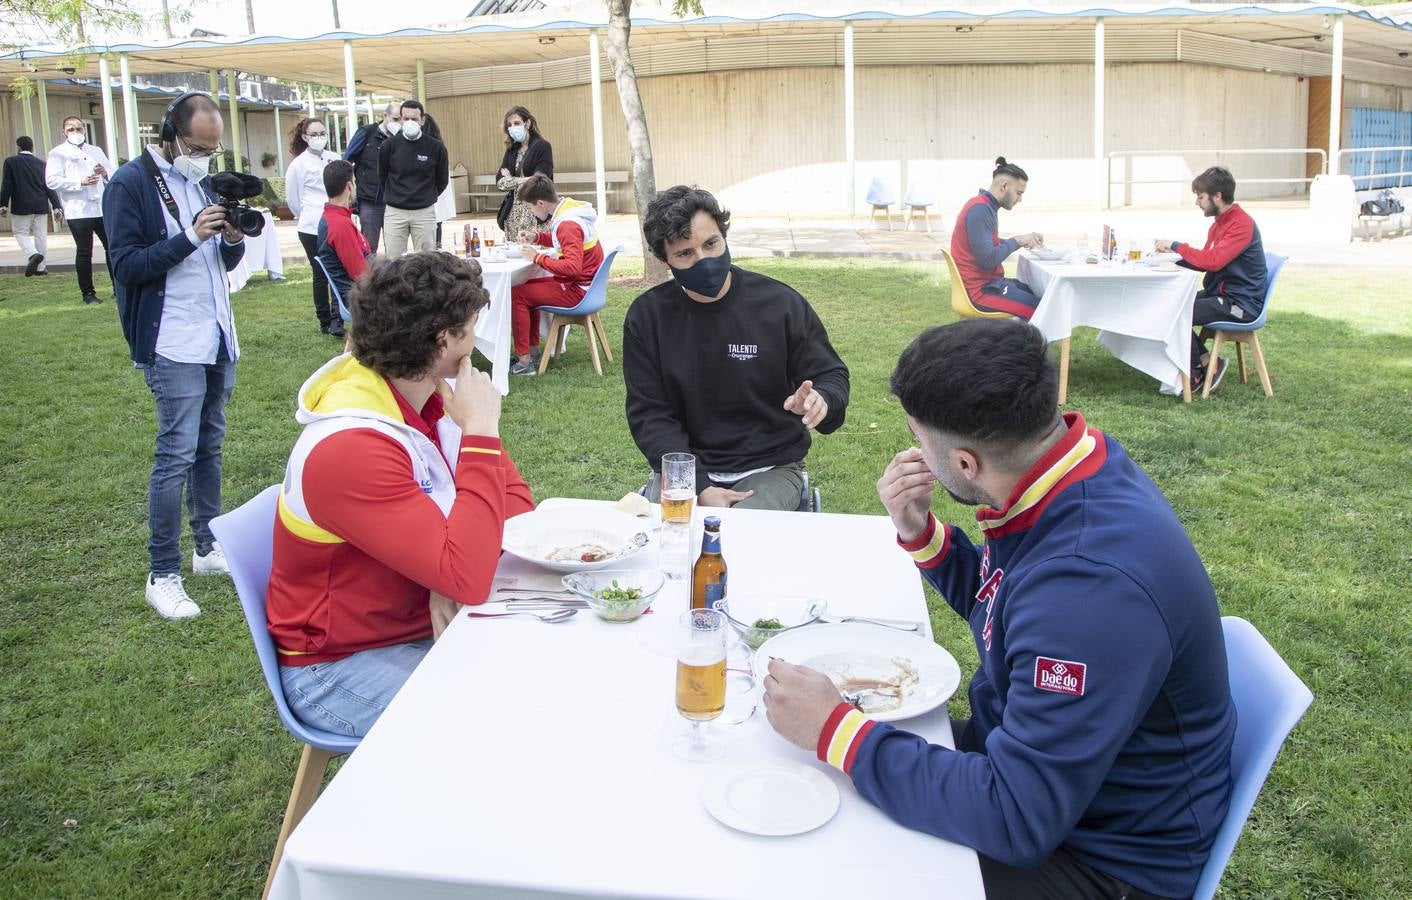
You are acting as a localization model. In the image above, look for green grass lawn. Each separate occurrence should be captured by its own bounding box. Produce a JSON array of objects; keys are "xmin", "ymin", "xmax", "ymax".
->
[{"xmin": 1, "ymin": 258, "xmax": 1409, "ymax": 897}]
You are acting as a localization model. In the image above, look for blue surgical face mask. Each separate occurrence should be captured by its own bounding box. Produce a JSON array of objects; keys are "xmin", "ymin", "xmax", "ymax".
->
[
  {"xmin": 669, "ymin": 245, "xmax": 732, "ymax": 298},
  {"xmin": 508, "ymin": 125, "xmax": 528, "ymax": 143}
]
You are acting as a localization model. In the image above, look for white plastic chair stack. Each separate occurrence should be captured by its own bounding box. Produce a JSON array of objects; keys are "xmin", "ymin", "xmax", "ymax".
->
[
  {"xmin": 865, "ymin": 177, "xmax": 899, "ymax": 231},
  {"xmin": 903, "ymin": 181, "xmax": 936, "ymax": 233}
]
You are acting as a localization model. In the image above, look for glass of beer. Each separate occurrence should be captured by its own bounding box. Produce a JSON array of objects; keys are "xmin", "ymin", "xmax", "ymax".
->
[
  {"xmin": 674, "ymin": 608, "xmax": 728, "ymax": 761},
  {"xmin": 1127, "ymin": 241, "xmax": 1141, "ymax": 263},
  {"xmin": 660, "ymin": 452, "xmax": 696, "ymax": 581}
]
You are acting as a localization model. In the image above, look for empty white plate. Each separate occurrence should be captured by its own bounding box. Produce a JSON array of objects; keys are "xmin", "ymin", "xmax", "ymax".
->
[{"xmin": 702, "ymin": 758, "xmax": 840, "ymax": 836}]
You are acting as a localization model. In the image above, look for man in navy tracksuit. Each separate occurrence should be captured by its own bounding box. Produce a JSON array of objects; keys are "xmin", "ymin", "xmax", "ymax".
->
[
  {"xmin": 950, "ymin": 157, "xmax": 1045, "ymax": 318},
  {"xmin": 764, "ymin": 319, "xmax": 1234, "ymax": 899},
  {"xmin": 1156, "ymin": 166, "xmax": 1268, "ymax": 394}
]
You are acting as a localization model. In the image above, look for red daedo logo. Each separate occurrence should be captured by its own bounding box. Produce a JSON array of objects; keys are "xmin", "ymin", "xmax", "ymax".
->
[{"xmin": 1034, "ymin": 657, "xmax": 1086, "ymax": 697}]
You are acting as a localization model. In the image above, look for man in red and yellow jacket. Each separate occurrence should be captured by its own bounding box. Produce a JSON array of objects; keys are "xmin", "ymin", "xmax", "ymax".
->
[
  {"xmin": 267, "ymin": 251, "xmax": 533, "ymax": 738},
  {"xmin": 509, "ymin": 174, "xmax": 604, "ymax": 376},
  {"xmin": 1157, "ymin": 166, "xmax": 1268, "ymax": 393}
]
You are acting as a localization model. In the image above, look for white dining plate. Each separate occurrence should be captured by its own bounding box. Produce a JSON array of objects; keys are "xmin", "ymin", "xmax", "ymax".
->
[
  {"xmin": 1027, "ymin": 247, "xmax": 1068, "ymax": 261},
  {"xmin": 501, "ymin": 507, "xmax": 650, "ymax": 573},
  {"xmin": 754, "ymin": 623, "xmax": 961, "ymax": 722},
  {"xmin": 702, "ymin": 758, "xmax": 840, "ymax": 836}
]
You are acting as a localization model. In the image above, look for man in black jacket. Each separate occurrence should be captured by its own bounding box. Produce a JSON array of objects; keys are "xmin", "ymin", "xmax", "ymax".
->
[
  {"xmin": 342, "ymin": 101, "xmax": 400, "ymax": 254},
  {"xmin": 623, "ymin": 186, "xmax": 850, "ymax": 511},
  {"xmin": 0, "ymin": 136, "xmax": 63, "ymax": 276},
  {"xmin": 377, "ymin": 100, "xmax": 447, "ymax": 256}
]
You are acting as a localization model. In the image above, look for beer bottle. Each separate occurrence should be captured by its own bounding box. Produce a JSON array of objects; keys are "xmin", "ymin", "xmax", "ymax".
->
[
  {"xmin": 470, "ymin": 228, "xmax": 481, "ymax": 258},
  {"xmin": 691, "ymin": 516, "xmax": 728, "ymax": 611}
]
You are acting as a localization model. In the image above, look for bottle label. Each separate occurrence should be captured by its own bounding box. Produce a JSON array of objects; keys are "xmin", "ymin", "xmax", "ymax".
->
[
  {"xmin": 702, "ymin": 532, "xmax": 721, "ymax": 554},
  {"xmin": 705, "ymin": 573, "xmax": 727, "ymax": 611}
]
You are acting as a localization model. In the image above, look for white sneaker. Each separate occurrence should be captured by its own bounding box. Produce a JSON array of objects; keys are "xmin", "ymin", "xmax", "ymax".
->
[
  {"xmin": 145, "ymin": 573, "xmax": 201, "ymax": 620},
  {"xmin": 193, "ymin": 542, "xmax": 230, "ymax": 576}
]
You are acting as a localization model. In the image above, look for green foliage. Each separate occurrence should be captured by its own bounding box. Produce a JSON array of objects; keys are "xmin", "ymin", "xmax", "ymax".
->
[{"xmin": 0, "ymin": 259, "xmax": 1409, "ymax": 896}]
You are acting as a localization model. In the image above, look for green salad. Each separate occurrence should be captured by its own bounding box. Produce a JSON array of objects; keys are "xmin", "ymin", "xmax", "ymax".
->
[
  {"xmin": 593, "ymin": 580, "xmax": 644, "ymax": 605},
  {"xmin": 740, "ymin": 617, "xmax": 785, "ymax": 649}
]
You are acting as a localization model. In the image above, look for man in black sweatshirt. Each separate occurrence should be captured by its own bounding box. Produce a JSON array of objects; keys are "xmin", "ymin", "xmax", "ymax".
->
[
  {"xmin": 377, "ymin": 100, "xmax": 447, "ymax": 255},
  {"xmin": 623, "ymin": 186, "xmax": 849, "ymax": 511}
]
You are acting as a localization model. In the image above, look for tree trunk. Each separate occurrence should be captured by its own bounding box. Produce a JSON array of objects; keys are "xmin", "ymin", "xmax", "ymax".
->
[
  {"xmin": 161, "ymin": 0, "xmax": 174, "ymax": 37},
  {"xmin": 244, "ymin": 0, "xmax": 255, "ymax": 34},
  {"xmin": 604, "ymin": 0, "xmax": 667, "ymax": 283},
  {"xmin": 330, "ymin": 0, "xmax": 342, "ymax": 29}
]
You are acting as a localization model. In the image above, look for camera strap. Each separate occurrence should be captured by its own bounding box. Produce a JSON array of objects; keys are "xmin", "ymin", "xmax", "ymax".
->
[{"xmin": 139, "ymin": 150, "xmax": 214, "ymax": 228}]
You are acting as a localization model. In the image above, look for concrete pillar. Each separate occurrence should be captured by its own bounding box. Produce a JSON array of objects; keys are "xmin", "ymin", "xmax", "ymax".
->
[
  {"xmin": 1094, "ymin": 17, "xmax": 1106, "ymax": 209},
  {"xmin": 20, "ymin": 88, "xmax": 35, "ymax": 137},
  {"xmin": 416, "ymin": 58, "xmax": 426, "ymax": 106},
  {"xmin": 342, "ymin": 40, "xmax": 358, "ymax": 144},
  {"xmin": 1329, "ymin": 14, "xmax": 1344, "ymax": 175},
  {"xmin": 97, "ymin": 55, "xmax": 119, "ymax": 166},
  {"xmin": 844, "ymin": 21, "xmax": 855, "ymax": 215},
  {"xmin": 36, "ymin": 78, "xmax": 51, "ymax": 147},
  {"xmin": 589, "ymin": 29, "xmax": 607, "ymax": 216},
  {"xmin": 119, "ymin": 53, "xmax": 139, "ymax": 160},
  {"xmin": 226, "ymin": 68, "xmax": 243, "ymax": 171},
  {"xmin": 273, "ymin": 104, "xmax": 285, "ymax": 172}
]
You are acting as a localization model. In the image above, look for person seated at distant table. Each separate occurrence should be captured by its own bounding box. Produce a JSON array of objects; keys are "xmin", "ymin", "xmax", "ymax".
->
[
  {"xmin": 950, "ymin": 156, "xmax": 1044, "ymax": 319},
  {"xmin": 623, "ymin": 185, "xmax": 850, "ymax": 512},
  {"xmin": 763, "ymin": 318, "xmax": 1235, "ymax": 900},
  {"xmin": 266, "ymin": 251, "xmax": 533, "ymax": 739},
  {"xmin": 316, "ymin": 159, "xmax": 371, "ymax": 322},
  {"xmin": 1155, "ymin": 165, "xmax": 1267, "ymax": 394}
]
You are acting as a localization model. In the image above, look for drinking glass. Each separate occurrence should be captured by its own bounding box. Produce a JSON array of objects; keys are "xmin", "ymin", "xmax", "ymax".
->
[
  {"xmin": 659, "ymin": 452, "xmax": 696, "ymax": 581},
  {"xmin": 1076, "ymin": 233, "xmax": 1089, "ymax": 254},
  {"xmin": 674, "ymin": 608, "xmax": 728, "ymax": 761}
]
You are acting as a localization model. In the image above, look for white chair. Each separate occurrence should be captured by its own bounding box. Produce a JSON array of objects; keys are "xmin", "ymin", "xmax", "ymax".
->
[
  {"xmin": 865, "ymin": 177, "xmax": 899, "ymax": 231},
  {"xmin": 903, "ymin": 181, "xmax": 936, "ymax": 232}
]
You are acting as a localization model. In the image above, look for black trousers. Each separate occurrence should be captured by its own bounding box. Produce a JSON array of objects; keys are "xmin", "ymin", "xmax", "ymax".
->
[
  {"xmin": 1190, "ymin": 293, "xmax": 1242, "ymax": 374},
  {"xmin": 297, "ymin": 231, "xmax": 334, "ymax": 327},
  {"xmin": 951, "ymin": 720, "xmax": 1178, "ymax": 900},
  {"xmin": 356, "ymin": 201, "xmax": 384, "ymax": 256},
  {"xmin": 67, "ymin": 216, "xmax": 109, "ymax": 296}
]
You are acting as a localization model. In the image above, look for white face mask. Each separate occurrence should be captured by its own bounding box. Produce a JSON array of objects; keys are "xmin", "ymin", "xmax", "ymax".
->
[
  {"xmin": 66, "ymin": 132, "xmax": 85, "ymax": 146},
  {"xmin": 307, "ymin": 135, "xmax": 328, "ymax": 152},
  {"xmin": 173, "ymin": 147, "xmax": 211, "ymax": 183},
  {"xmin": 401, "ymin": 120, "xmax": 422, "ymax": 140},
  {"xmin": 385, "ymin": 119, "xmax": 401, "ymax": 135}
]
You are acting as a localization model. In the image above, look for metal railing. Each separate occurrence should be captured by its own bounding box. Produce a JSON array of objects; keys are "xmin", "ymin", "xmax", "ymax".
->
[
  {"xmin": 1335, "ymin": 146, "xmax": 1412, "ymax": 190},
  {"xmin": 1105, "ymin": 148, "xmax": 1328, "ymax": 209}
]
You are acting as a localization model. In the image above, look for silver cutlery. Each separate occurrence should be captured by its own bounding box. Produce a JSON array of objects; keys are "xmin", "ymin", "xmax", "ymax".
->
[
  {"xmin": 503, "ymin": 599, "xmax": 589, "ymax": 609},
  {"xmin": 819, "ymin": 615, "xmax": 923, "ymax": 633},
  {"xmin": 466, "ymin": 609, "xmax": 578, "ymax": 623}
]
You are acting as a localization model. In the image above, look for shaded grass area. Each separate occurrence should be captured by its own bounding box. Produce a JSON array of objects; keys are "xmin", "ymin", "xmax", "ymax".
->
[{"xmin": 1, "ymin": 259, "xmax": 1409, "ymax": 896}]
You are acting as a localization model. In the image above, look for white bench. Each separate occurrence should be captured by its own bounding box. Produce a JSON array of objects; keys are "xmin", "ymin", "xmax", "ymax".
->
[{"xmin": 463, "ymin": 170, "xmax": 630, "ymax": 213}]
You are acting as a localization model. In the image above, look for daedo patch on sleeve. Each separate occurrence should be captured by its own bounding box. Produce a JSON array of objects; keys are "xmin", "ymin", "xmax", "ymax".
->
[{"xmin": 1034, "ymin": 656, "xmax": 1086, "ymax": 696}]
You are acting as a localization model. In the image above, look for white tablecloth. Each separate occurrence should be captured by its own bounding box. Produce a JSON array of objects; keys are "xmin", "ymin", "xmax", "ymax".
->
[
  {"xmin": 269, "ymin": 499, "xmax": 984, "ymax": 900},
  {"xmin": 473, "ymin": 257, "xmax": 538, "ymax": 395},
  {"xmin": 1018, "ymin": 254, "xmax": 1202, "ymax": 392},
  {"xmin": 228, "ymin": 211, "xmax": 284, "ymax": 293}
]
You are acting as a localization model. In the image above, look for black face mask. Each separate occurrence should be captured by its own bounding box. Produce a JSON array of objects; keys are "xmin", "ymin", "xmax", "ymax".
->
[
  {"xmin": 533, "ymin": 210, "xmax": 552, "ymax": 224},
  {"xmin": 670, "ymin": 245, "xmax": 732, "ymax": 298}
]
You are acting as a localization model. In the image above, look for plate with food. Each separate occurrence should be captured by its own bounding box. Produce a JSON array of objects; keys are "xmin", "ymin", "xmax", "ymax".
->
[
  {"xmin": 1026, "ymin": 247, "xmax": 1068, "ymax": 261},
  {"xmin": 501, "ymin": 507, "xmax": 651, "ymax": 573},
  {"xmin": 754, "ymin": 623, "xmax": 961, "ymax": 722}
]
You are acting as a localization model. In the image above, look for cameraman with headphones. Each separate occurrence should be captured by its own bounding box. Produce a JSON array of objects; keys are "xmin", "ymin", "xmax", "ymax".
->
[{"xmin": 104, "ymin": 92, "xmax": 246, "ymax": 621}]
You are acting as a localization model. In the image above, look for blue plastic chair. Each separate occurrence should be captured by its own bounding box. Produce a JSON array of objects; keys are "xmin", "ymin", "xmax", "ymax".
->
[
  {"xmin": 536, "ymin": 245, "xmax": 623, "ymax": 376},
  {"xmin": 210, "ymin": 485, "xmax": 359, "ymax": 899},
  {"xmin": 1200, "ymin": 252, "xmax": 1286, "ymax": 398},
  {"xmin": 865, "ymin": 176, "xmax": 899, "ymax": 230},
  {"xmin": 1193, "ymin": 616, "xmax": 1313, "ymax": 899},
  {"xmin": 312, "ymin": 256, "xmax": 351, "ymax": 323}
]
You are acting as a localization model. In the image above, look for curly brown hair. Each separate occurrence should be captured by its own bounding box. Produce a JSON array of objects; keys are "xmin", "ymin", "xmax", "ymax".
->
[{"xmin": 348, "ymin": 252, "xmax": 490, "ymax": 380}]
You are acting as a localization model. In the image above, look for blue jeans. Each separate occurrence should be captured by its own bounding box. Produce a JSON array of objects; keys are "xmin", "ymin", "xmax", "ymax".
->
[
  {"xmin": 281, "ymin": 640, "xmax": 433, "ymax": 738},
  {"xmin": 140, "ymin": 354, "xmax": 236, "ymax": 575}
]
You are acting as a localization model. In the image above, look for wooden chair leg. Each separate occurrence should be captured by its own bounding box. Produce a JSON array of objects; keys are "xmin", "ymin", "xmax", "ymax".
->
[
  {"xmin": 263, "ymin": 744, "xmax": 337, "ymax": 900},
  {"xmin": 537, "ymin": 318, "xmax": 561, "ymax": 375},
  {"xmin": 1181, "ymin": 372, "xmax": 1192, "ymax": 404},
  {"xmin": 591, "ymin": 314, "xmax": 613, "ymax": 362},
  {"xmin": 1248, "ymin": 332, "xmax": 1274, "ymax": 397},
  {"xmin": 924, "ymin": 210, "xmax": 932, "ymax": 234},
  {"xmin": 1236, "ymin": 341, "xmax": 1249, "ymax": 383},
  {"xmin": 887, "ymin": 207, "xmax": 895, "ymax": 231},
  {"xmin": 1202, "ymin": 331, "xmax": 1226, "ymax": 399},
  {"xmin": 585, "ymin": 315, "xmax": 603, "ymax": 375},
  {"xmin": 1057, "ymin": 337, "xmax": 1071, "ymax": 405}
]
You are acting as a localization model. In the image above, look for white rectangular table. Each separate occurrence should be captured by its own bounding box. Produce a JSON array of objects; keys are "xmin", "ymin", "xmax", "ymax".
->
[
  {"xmin": 1017, "ymin": 253, "xmax": 1202, "ymax": 402},
  {"xmin": 228, "ymin": 211, "xmax": 284, "ymax": 293},
  {"xmin": 473, "ymin": 256, "xmax": 536, "ymax": 395},
  {"xmin": 269, "ymin": 499, "xmax": 984, "ymax": 900}
]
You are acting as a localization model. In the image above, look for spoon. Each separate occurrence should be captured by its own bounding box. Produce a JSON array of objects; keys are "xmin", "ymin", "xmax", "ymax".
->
[{"xmin": 465, "ymin": 609, "xmax": 578, "ymax": 623}]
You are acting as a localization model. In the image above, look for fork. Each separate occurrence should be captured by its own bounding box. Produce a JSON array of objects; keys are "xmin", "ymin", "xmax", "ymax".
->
[{"xmin": 465, "ymin": 609, "xmax": 577, "ymax": 623}]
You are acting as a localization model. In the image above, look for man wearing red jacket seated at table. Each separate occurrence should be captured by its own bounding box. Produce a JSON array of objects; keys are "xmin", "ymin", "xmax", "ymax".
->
[
  {"xmin": 1156, "ymin": 166, "xmax": 1268, "ymax": 394},
  {"xmin": 508, "ymin": 173, "xmax": 604, "ymax": 376},
  {"xmin": 267, "ymin": 251, "xmax": 534, "ymax": 739}
]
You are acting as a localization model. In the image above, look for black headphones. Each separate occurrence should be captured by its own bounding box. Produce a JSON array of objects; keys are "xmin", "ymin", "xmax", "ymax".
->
[{"xmin": 159, "ymin": 91, "xmax": 207, "ymax": 144}]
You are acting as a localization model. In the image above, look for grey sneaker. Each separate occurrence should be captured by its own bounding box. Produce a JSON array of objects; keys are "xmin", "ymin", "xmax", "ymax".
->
[
  {"xmin": 509, "ymin": 358, "xmax": 538, "ymax": 376},
  {"xmin": 1206, "ymin": 357, "xmax": 1229, "ymax": 395}
]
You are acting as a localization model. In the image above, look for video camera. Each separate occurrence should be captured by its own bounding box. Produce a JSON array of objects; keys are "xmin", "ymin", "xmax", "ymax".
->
[{"xmin": 208, "ymin": 172, "xmax": 267, "ymax": 237}]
